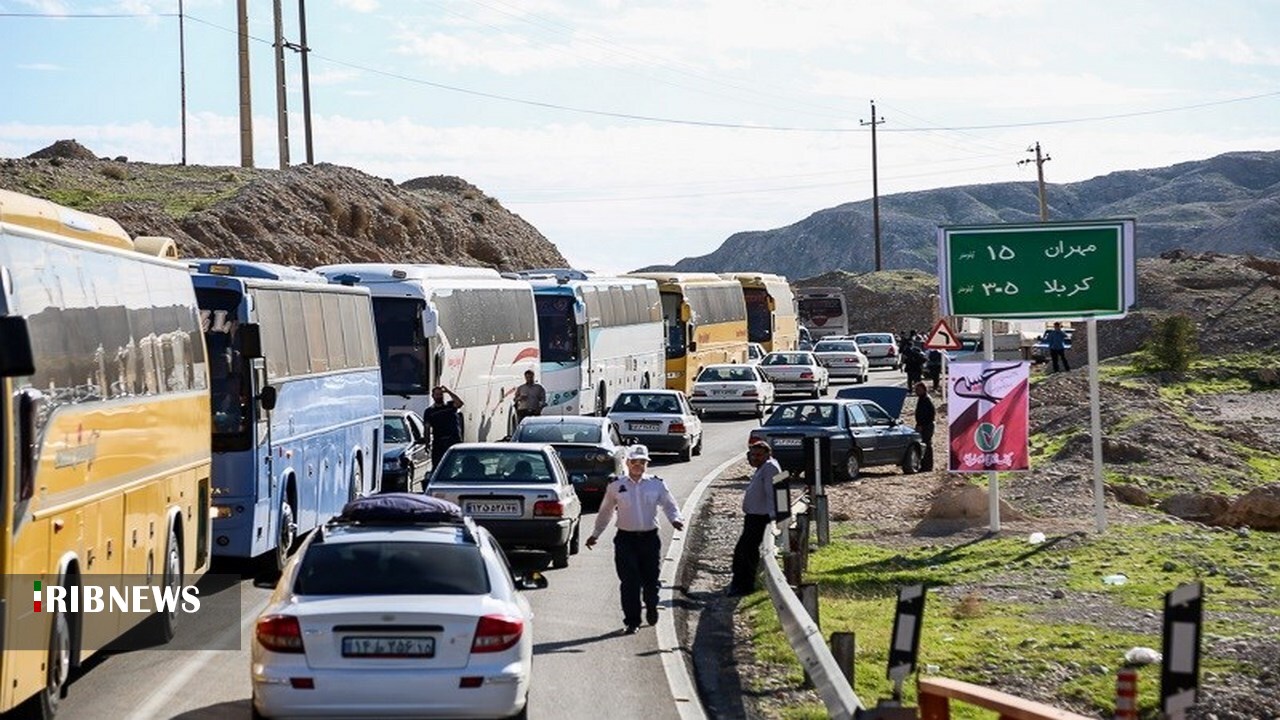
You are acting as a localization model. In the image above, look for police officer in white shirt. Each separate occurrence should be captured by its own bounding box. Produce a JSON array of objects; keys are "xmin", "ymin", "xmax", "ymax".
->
[{"xmin": 586, "ymin": 444, "xmax": 685, "ymax": 634}]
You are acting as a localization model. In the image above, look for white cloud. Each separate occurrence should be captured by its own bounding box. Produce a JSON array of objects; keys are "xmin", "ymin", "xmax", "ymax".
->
[
  {"xmin": 17, "ymin": 63, "xmax": 61, "ymax": 71},
  {"xmin": 1172, "ymin": 38, "xmax": 1280, "ymax": 66}
]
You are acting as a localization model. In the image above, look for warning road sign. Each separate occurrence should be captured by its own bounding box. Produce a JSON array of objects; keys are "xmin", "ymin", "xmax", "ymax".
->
[{"xmin": 923, "ymin": 318, "xmax": 962, "ymax": 350}]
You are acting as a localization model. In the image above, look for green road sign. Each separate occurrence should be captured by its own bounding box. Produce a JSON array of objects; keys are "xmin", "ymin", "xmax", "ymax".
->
[{"xmin": 937, "ymin": 220, "xmax": 1136, "ymax": 319}]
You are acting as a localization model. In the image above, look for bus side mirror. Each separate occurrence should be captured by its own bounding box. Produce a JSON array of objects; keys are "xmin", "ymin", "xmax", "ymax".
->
[
  {"xmin": 240, "ymin": 324, "xmax": 263, "ymax": 359},
  {"xmin": 572, "ymin": 300, "xmax": 587, "ymax": 326},
  {"xmin": 680, "ymin": 303, "xmax": 692, "ymax": 323},
  {"xmin": 422, "ymin": 304, "xmax": 439, "ymax": 337},
  {"xmin": 688, "ymin": 341, "xmax": 698, "ymax": 352},
  {"xmin": 259, "ymin": 385, "xmax": 278, "ymax": 412},
  {"xmin": 0, "ymin": 317, "xmax": 36, "ymax": 377}
]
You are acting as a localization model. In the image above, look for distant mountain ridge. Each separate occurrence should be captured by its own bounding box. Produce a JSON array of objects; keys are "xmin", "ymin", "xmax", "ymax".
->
[{"xmin": 642, "ymin": 150, "xmax": 1280, "ymax": 278}]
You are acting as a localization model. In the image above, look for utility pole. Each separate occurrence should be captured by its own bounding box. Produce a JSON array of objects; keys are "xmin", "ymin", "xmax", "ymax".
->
[
  {"xmin": 284, "ymin": 0, "xmax": 315, "ymax": 164},
  {"xmin": 272, "ymin": 0, "xmax": 290, "ymax": 169},
  {"xmin": 178, "ymin": 0, "xmax": 187, "ymax": 165},
  {"xmin": 236, "ymin": 0, "xmax": 253, "ymax": 167},
  {"xmin": 1019, "ymin": 141, "xmax": 1051, "ymax": 221},
  {"xmin": 860, "ymin": 100, "xmax": 885, "ymax": 271}
]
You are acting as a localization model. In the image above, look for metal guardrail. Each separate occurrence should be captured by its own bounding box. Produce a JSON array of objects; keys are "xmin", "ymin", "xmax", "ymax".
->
[{"xmin": 758, "ymin": 494, "xmax": 864, "ymax": 719}]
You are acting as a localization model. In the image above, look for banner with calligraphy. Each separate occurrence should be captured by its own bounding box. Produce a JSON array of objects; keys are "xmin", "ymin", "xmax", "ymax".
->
[{"xmin": 947, "ymin": 361, "xmax": 1030, "ymax": 473}]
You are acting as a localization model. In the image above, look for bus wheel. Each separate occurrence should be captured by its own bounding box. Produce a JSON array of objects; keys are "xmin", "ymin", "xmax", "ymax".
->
[
  {"xmin": 595, "ymin": 386, "xmax": 607, "ymax": 417},
  {"xmin": 152, "ymin": 526, "xmax": 182, "ymax": 643},
  {"xmin": 348, "ymin": 462, "xmax": 362, "ymax": 503},
  {"xmin": 641, "ymin": 373, "xmax": 651, "ymax": 389},
  {"xmin": 274, "ymin": 500, "xmax": 297, "ymax": 571},
  {"xmin": 39, "ymin": 607, "xmax": 71, "ymax": 719}
]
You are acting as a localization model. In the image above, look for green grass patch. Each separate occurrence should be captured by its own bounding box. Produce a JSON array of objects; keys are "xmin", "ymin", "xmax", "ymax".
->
[{"xmin": 1243, "ymin": 451, "xmax": 1280, "ymax": 484}]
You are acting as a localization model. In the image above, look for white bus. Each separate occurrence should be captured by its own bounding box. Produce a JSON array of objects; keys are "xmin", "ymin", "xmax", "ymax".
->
[
  {"xmin": 518, "ymin": 269, "xmax": 666, "ymax": 416},
  {"xmin": 315, "ymin": 264, "xmax": 538, "ymax": 442},
  {"xmin": 796, "ymin": 286, "xmax": 849, "ymax": 340}
]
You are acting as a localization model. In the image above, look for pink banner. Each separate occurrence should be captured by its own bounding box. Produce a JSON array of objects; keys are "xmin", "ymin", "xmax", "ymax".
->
[{"xmin": 947, "ymin": 361, "xmax": 1030, "ymax": 473}]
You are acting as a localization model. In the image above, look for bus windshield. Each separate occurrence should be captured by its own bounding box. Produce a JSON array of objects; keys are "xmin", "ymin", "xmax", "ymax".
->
[
  {"xmin": 798, "ymin": 297, "xmax": 844, "ymax": 327},
  {"xmin": 534, "ymin": 294, "xmax": 580, "ymax": 363},
  {"xmin": 743, "ymin": 288, "xmax": 772, "ymax": 343},
  {"xmin": 372, "ymin": 297, "xmax": 430, "ymax": 395},
  {"xmin": 196, "ymin": 288, "xmax": 250, "ymax": 445}
]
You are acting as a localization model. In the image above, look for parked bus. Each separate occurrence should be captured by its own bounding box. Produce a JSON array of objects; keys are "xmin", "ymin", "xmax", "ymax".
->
[
  {"xmin": 796, "ymin": 286, "xmax": 849, "ymax": 340},
  {"xmin": 190, "ymin": 260, "xmax": 383, "ymax": 569},
  {"xmin": 723, "ymin": 272, "xmax": 800, "ymax": 353},
  {"xmin": 625, "ymin": 272, "xmax": 749, "ymax": 394},
  {"xmin": 315, "ymin": 264, "xmax": 538, "ymax": 441},
  {"xmin": 0, "ymin": 190, "xmax": 211, "ymax": 716},
  {"xmin": 518, "ymin": 269, "xmax": 665, "ymax": 415}
]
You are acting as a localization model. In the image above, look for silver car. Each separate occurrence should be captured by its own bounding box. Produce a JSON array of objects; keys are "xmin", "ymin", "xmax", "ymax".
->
[
  {"xmin": 812, "ymin": 339, "xmax": 870, "ymax": 384},
  {"xmin": 853, "ymin": 332, "xmax": 901, "ymax": 370},
  {"xmin": 427, "ymin": 443, "xmax": 582, "ymax": 569},
  {"xmin": 606, "ymin": 389, "xmax": 704, "ymax": 462}
]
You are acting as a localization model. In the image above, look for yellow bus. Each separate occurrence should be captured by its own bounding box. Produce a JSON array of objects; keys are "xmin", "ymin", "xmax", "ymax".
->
[
  {"xmin": 723, "ymin": 272, "xmax": 799, "ymax": 354},
  {"xmin": 0, "ymin": 190, "xmax": 212, "ymax": 717},
  {"xmin": 626, "ymin": 273, "xmax": 749, "ymax": 394}
]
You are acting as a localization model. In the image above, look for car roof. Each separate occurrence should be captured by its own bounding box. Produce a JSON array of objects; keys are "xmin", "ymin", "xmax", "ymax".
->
[
  {"xmin": 616, "ymin": 389, "xmax": 681, "ymax": 396},
  {"xmin": 519, "ymin": 415, "xmax": 606, "ymax": 425},
  {"xmin": 700, "ymin": 363, "xmax": 753, "ymax": 371},
  {"xmin": 318, "ymin": 524, "xmax": 475, "ymax": 546},
  {"xmin": 445, "ymin": 442, "xmax": 552, "ymax": 452}
]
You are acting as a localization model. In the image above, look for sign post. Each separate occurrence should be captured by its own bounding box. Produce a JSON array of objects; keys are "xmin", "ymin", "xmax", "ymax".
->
[
  {"xmin": 937, "ymin": 220, "xmax": 1136, "ymax": 533},
  {"xmin": 1161, "ymin": 582, "xmax": 1203, "ymax": 720},
  {"xmin": 886, "ymin": 584, "xmax": 926, "ymax": 700}
]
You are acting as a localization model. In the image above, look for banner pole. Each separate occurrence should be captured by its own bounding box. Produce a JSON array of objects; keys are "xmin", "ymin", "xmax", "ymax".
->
[
  {"xmin": 1089, "ymin": 317, "xmax": 1106, "ymax": 532},
  {"xmin": 983, "ymin": 319, "xmax": 1000, "ymax": 533}
]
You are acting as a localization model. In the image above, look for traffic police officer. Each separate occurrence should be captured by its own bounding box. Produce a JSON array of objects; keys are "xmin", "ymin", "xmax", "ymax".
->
[{"xmin": 586, "ymin": 444, "xmax": 685, "ymax": 634}]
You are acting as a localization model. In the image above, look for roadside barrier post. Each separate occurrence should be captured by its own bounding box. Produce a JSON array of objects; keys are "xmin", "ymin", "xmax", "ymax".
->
[
  {"xmin": 799, "ymin": 583, "xmax": 820, "ymax": 689},
  {"xmin": 1114, "ymin": 667, "xmax": 1138, "ymax": 720},
  {"xmin": 831, "ymin": 631, "xmax": 856, "ymax": 686},
  {"xmin": 807, "ymin": 436, "xmax": 831, "ymax": 545}
]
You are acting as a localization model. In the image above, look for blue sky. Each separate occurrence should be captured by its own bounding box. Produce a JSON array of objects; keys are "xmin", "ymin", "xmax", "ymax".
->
[{"xmin": 3, "ymin": 0, "xmax": 1278, "ymax": 274}]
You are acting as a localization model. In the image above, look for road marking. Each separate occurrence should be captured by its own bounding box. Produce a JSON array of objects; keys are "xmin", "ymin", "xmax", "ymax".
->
[
  {"xmin": 658, "ymin": 452, "xmax": 740, "ymax": 720},
  {"xmin": 129, "ymin": 591, "xmax": 271, "ymax": 720}
]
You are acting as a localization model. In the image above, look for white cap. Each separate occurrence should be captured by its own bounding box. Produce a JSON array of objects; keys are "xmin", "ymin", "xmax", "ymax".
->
[{"xmin": 626, "ymin": 444, "xmax": 651, "ymax": 462}]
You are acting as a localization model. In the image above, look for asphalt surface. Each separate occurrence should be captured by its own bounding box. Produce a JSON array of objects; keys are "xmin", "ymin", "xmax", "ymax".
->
[{"xmin": 51, "ymin": 416, "xmax": 761, "ymax": 720}]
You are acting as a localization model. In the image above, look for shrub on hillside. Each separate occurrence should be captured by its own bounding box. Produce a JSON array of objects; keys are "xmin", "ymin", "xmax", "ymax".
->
[{"xmin": 1136, "ymin": 314, "xmax": 1198, "ymax": 372}]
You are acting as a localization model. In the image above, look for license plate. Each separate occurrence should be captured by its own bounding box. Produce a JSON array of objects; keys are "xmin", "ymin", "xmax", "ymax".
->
[
  {"xmin": 712, "ymin": 390, "xmax": 737, "ymax": 396},
  {"xmin": 843, "ymin": 358, "xmax": 859, "ymax": 364},
  {"xmin": 629, "ymin": 421, "xmax": 660, "ymax": 431},
  {"xmin": 464, "ymin": 500, "xmax": 521, "ymax": 517},
  {"xmin": 772, "ymin": 437, "xmax": 802, "ymax": 447},
  {"xmin": 342, "ymin": 636, "xmax": 435, "ymax": 658}
]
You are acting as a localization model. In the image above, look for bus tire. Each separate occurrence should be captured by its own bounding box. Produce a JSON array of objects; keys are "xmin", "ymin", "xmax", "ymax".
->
[
  {"xmin": 348, "ymin": 462, "xmax": 362, "ymax": 503},
  {"xmin": 150, "ymin": 525, "xmax": 182, "ymax": 644},
  {"xmin": 273, "ymin": 499, "xmax": 297, "ymax": 572},
  {"xmin": 39, "ymin": 603, "xmax": 71, "ymax": 719},
  {"xmin": 595, "ymin": 385, "xmax": 607, "ymax": 417},
  {"xmin": 641, "ymin": 373, "xmax": 651, "ymax": 389}
]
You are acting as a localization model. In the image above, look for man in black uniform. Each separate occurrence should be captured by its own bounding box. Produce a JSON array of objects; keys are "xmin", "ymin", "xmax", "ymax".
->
[
  {"xmin": 424, "ymin": 385, "xmax": 465, "ymax": 467},
  {"xmin": 913, "ymin": 381, "xmax": 936, "ymax": 471},
  {"xmin": 586, "ymin": 445, "xmax": 685, "ymax": 634}
]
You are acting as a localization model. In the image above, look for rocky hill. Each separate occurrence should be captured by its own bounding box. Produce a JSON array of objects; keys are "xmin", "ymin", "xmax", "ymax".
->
[
  {"xmin": 0, "ymin": 140, "xmax": 566, "ymax": 271},
  {"xmin": 646, "ymin": 150, "xmax": 1280, "ymax": 278}
]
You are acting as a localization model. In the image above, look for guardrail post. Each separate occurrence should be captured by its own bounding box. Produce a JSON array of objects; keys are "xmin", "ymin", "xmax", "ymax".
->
[
  {"xmin": 798, "ymin": 583, "xmax": 820, "ymax": 689},
  {"xmin": 809, "ymin": 436, "xmax": 831, "ymax": 545},
  {"xmin": 831, "ymin": 631, "xmax": 856, "ymax": 686}
]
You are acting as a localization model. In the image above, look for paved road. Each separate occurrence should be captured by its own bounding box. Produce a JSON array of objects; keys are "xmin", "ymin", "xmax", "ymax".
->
[{"xmin": 53, "ymin": 371, "xmax": 908, "ymax": 719}]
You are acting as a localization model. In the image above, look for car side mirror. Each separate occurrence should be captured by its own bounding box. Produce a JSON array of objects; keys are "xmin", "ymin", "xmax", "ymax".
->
[{"xmin": 514, "ymin": 571, "xmax": 548, "ymax": 590}]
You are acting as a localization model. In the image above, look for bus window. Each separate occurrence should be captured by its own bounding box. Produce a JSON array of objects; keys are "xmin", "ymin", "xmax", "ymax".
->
[
  {"xmin": 372, "ymin": 296, "xmax": 429, "ymax": 394},
  {"xmin": 195, "ymin": 287, "xmax": 251, "ymax": 448},
  {"xmin": 535, "ymin": 294, "xmax": 580, "ymax": 363}
]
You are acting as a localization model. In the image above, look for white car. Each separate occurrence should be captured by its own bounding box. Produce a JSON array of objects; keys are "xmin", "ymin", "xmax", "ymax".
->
[
  {"xmin": 252, "ymin": 494, "xmax": 544, "ymax": 720},
  {"xmin": 747, "ymin": 342, "xmax": 766, "ymax": 365},
  {"xmin": 758, "ymin": 351, "xmax": 830, "ymax": 398},
  {"xmin": 690, "ymin": 363, "xmax": 776, "ymax": 419},
  {"xmin": 812, "ymin": 339, "xmax": 869, "ymax": 384},
  {"xmin": 606, "ymin": 389, "xmax": 703, "ymax": 462},
  {"xmin": 852, "ymin": 332, "xmax": 901, "ymax": 370}
]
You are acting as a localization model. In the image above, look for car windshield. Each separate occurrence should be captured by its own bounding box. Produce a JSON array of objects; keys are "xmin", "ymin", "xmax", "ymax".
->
[
  {"xmin": 295, "ymin": 542, "xmax": 488, "ymax": 595},
  {"xmin": 611, "ymin": 393, "xmax": 681, "ymax": 414},
  {"xmin": 383, "ymin": 416, "xmax": 411, "ymax": 443},
  {"xmin": 763, "ymin": 353, "xmax": 810, "ymax": 366},
  {"xmin": 814, "ymin": 342, "xmax": 857, "ymax": 353},
  {"xmin": 765, "ymin": 403, "xmax": 838, "ymax": 427},
  {"xmin": 856, "ymin": 334, "xmax": 893, "ymax": 345},
  {"xmin": 514, "ymin": 423, "xmax": 602, "ymax": 444},
  {"xmin": 436, "ymin": 449, "xmax": 552, "ymax": 483},
  {"xmin": 696, "ymin": 366, "xmax": 757, "ymax": 382}
]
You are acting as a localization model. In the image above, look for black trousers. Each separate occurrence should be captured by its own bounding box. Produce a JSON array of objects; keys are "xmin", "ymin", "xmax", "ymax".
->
[
  {"xmin": 730, "ymin": 514, "xmax": 773, "ymax": 593},
  {"xmin": 613, "ymin": 530, "xmax": 661, "ymax": 626},
  {"xmin": 916, "ymin": 422, "xmax": 935, "ymax": 471},
  {"xmin": 431, "ymin": 436, "xmax": 458, "ymax": 467},
  {"xmin": 1051, "ymin": 349, "xmax": 1070, "ymax": 372}
]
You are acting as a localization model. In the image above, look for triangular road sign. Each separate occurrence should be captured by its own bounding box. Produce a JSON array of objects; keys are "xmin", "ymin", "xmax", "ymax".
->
[{"xmin": 924, "ymin": 318, "xmax": 963, "ymax": 350}]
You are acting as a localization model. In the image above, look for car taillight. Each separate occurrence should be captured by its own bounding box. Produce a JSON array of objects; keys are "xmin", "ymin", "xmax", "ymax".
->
[
  {"xmin": 743, "ymin": 389, "xmax": 758, "ymax": 397},
  {"xmin": 668, "ymin": 422, "xmax": 686, "ymax": 434},
  {"xmin": 887, "ymin": 346, "xmax": 897, "ymax": 356},
  {"xmin": 533, "ymin": 500, "xmax": 564, "ymax": 517},
  {"xmin": 692, "ymin": 390, "xmax": 706, "ymax": 397},
  {"xmin": 256, "ymin": 615, "xmax": 304, "ymax": 654},
  {"xmin": 472, "ymin": 614, "xmax": 524, "ymax": 653},
  {"xmin": 800, "ymin": 371, "xmax": 813, "ymax": 379}
]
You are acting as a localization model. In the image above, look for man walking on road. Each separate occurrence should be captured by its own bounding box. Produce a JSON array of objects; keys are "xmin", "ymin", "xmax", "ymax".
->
[
  {"xmin": 727, "ymin": 441, "xmax": 779, "ymax": 597},
  {"xmin": 913, "ymin": 381, "xmax": 936, "ymax": 471},
  {"xmin": 514, "ymin": 369, "xmax": 547, "ymax": 421},
  {"xmin": 586, "ymin": 445, "xmax": 685, "ymax": 635}
]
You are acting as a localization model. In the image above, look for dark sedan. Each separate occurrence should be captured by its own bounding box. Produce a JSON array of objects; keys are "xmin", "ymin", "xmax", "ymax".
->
[
  {"xmin": 509, "ymin": 415, "xmax": 625, "ymax": 510},
  {"xmin": 748, "ymin": 399, "xmax": 925, "ymax": 480},
  {"xmin": 382, "ymin": 409, "xmax": 430, "ymax": 492}
]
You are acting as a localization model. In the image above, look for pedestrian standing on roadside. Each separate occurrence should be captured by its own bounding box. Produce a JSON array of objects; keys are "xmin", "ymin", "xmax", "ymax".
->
[
  {"xmin": 727, "ymin": 440, "xmax": 780, "ymax": 597},
  {"xmin": 1045, "ymin": 322, "xmax": 1071, "ymax": 373},
  {"xmin": 513, "ymin": 369, "xmax": 547, "ymax": 421},
  {"xmin": 926, "ymin": 348, "xmax": 944, "ymax": 391},
  {"xmin": 913, "ymin": 381, "xmax": 936, "ymax": 471},
  {"xmin": 425, "ymin": 385, "xmax": 465, "ymax": 467},
  {"xmin": 586, "ymin": 445, "xmax": 685, "ymax": 635},
  {"xmin": 903, "ymin": 343, "xmax": 926, "ymax": 387}
]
